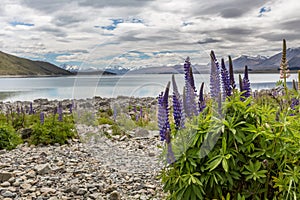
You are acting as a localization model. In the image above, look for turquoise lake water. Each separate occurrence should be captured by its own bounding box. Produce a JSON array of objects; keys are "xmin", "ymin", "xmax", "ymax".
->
[{"xmin": 0, "ymin": 73, "xmax": 297, "ymax": 102}]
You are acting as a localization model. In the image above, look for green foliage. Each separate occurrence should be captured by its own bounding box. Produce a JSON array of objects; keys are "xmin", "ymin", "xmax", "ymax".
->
[
  {"xmin": 0, "ymin": 124, "xmax": 22, "ymax": 150},
  {"xmin": 0, "ymin": 107, "xmax": 78, "ymax": 149},
  {"xmin": 160, "ymin": 92, "xmax": 300, "ymax": 199},
  {"xmin": 75, "ymin": 111, "xmax": 97, "ymax": 126},
  {"xmin": 30, "ymin": 115, "xmax": 77, "ymax": 145},
  {"xmin": 98, "ymin": 117, "xmax": 114, "ymax": 125}
]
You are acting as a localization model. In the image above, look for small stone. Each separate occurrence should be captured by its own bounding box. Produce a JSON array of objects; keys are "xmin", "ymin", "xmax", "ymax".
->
[
  {"xmin": 0, "ymin": 171, "xmax": 13, "ymax": 182},
  {"xmin": 12, "ymin": 181, "xmax": 20, "ymax": 187},
  {"xmin": 7, "ymin": 177, "xmax": 15, "ymax": 184},
  {"xmin": 70, "ymin": 186, "xmax": 79, "ymax": 193},
  {"xmin": 7, "ymin": 187, "xmax": 16, "ymax": 192},
  {"xmin": 0, "ymin": 149, "xmax": 6, "ymax": 155},
  {"xmin": 1, "ymin": 191, "xmax": 16, "ymax": 198},
  {"xmin": 108, "ymin": 191, "xmax": 121, "ymax": 200},
  {"xmin": 56, "ymin": 161, "xmax": 64, "ymax": 166},
  {"xmin": 76, "ymin": 188, "xmax": 87, "ymax": 195},
  {"xmin": 140, "ymin": 195, "xmax": 148, "ymax": 200},
  {"xmin": 119, "ymin": 135, "xmax": 127, "ymax": 141},
  {"xmin": 20, "ymin": 183, "xmax": 32, "ymax": 190},
  {"xmin": 40, "ymin": 187, "xmax": 56, "ymax": 194},
  {"xmin": 148, "ymin": 152, "xmax": 155, "ymax": 157},
  {"xmin": 34, "ymin": 164, "xmax": 52, "ymax": 175},
  {"xmin": 0, "ymin": 181, "xmax": 10, "ymax": 187},
  {"xmin": 26, "ymin": 170, "xmax": 36, "ymax": 178},
  {"xmin": 134, "ymin": 128, "xmax": 149, "ymax": 138},
  {"xmin": 89, "ymin": 193, "xmax": 102, "ymax": 199}
]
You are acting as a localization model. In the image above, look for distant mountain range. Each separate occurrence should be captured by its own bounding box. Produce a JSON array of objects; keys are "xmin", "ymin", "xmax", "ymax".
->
[
  {"xmin": 100, "ymin": 48, "xmax": 300, "ymax": 74},
  {"xmin": 2, "ymin": 47, "xmax": 300, "ymax": 76},
  {"xmin": 230, "ymin": 48, "xmax": 300, "ymax": 72},
  {"xmin": 0, "ymin": 51, "xmax": 72, "ymax": 76}
]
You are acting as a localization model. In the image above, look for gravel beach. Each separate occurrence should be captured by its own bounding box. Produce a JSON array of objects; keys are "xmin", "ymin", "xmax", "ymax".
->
[{"xmin": 0, "ymin": 97, "xmax": 167, "ymax": 199}]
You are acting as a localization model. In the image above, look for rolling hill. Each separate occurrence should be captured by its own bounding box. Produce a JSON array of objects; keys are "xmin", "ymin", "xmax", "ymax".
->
[{"xmin": 0, "ymin": 51, "xmax": 73, "ymax": 76}]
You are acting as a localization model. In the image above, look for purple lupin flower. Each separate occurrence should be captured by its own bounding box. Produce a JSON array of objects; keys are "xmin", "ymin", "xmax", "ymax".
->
[
  {"xmin": 291, "ymin": 98, "xmax": 299, "ymax": 110},
  {"xmin": 158, "ymin": 81, "xmax": 171, "ymax": 141},
  {"xmin": 69, "ymin": 101, "xmax": 73, "ymax": 114},
  {"xmin": 183, "ymin": 57, "xmax": 197, "ymax": 117},
  {"xmin": 172, "ymin": 75, "xmax": 185, "ymax": 129},
  {"xmin": 221, "ymin": 58, "xmax": 231, "ymax": 99},
  {"xmin": 139, "ymin": 107, "xmax": 143, "ymax": 120},
  {"xmin": 40, "ymin": 112, "xmax": 45, "ymax": 125},
  {"xmin": 210, "ymin": 51, "xmax": 221, "ymax": 100},
  {"xmin": 29, "ymin": 102, "xmax": 34, "ymax": 115},
  {"xmin": 242, "ymin": 65, "xmax": 251, "ymax": 98},
  {"xmin": 57, "ymin": 102, "xmax": 63, "ymax": 122},
  {"xmin": 16, "ymin": 106, "xmax": 20, "ymax": 115},
  {"xmin": 113, "ymin": 105, "xmax": 117, "ymax": 122},
  {"xmin": 198, "ymin": 82, "xmax": 206, "ymax": 113},
  {"xmin": 228, "ymin": 55, "xmax": 236, "ymax": 91},
  {"xmin": 133, "ymin": 106, "xmax": 139, "ymax": 121}
]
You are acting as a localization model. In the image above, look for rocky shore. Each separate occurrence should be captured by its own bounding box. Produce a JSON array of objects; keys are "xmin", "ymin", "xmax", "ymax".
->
[{"xmin": 0, "ymin": 97, "xmax": 167, "ymax": 199}]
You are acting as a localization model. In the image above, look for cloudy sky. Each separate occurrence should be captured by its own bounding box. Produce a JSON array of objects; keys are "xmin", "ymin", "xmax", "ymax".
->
[{"xmin": 1, "ymin": 0, "xmax": 300, "ymax": 69}]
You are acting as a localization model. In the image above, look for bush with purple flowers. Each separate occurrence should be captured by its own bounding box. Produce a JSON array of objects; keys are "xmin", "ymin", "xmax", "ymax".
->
[
  {"xmin": 0, "ymin": 102, "xmax": 78, "ymax": 148},
  {"xmin": 159, "ymin": 40, "xmax": 300, "ymax": 199}
]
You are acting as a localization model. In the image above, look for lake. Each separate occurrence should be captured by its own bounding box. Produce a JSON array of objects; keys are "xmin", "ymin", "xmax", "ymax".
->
[{"xmin": 0, "ymin": 73, "xmax": 297, "ymax": 102}]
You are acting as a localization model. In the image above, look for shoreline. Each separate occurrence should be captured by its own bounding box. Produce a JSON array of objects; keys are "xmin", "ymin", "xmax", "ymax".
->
[{"xmin": 0, "ymin": 71, "xmax": 299, "ymax": 78}]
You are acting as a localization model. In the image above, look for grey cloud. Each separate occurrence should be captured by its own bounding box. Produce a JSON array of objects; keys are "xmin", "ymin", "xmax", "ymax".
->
[
  {"xmin": 52, "ymin": 15, "xmax": 86, "ymax": 26},
  {"xmin": 279, "ymin": 19, "xmax": 300, "ymax": 32},
  {"xmin": 259, "ymin": 32, "xmax": 300, "ymax": 42},
  {"xmin": 220, "ymin": 7, "xmax": 245, "ymax": 18},
  {"xmin": 22, "ymin": 0, "xmax": 74, "ymax": 13},
  {"xmin": 36, "ymin": 26, "xmax": 67, "ymax": 37},
  {"xmin": 217, "ymin": 27, "xmax": 255, "ymax": 36},
  {"xmin": 197, "ymin": 38, "xmax": 222, "ymax": 44},
  {"xmin": 78, "ymin": 0, "xmax": 153, "ymax": 8},
  {"xmin": 192, "ymin": 0, "xmax": 267, "ymax": 17},
  {"xmin": 197, "ymin": 27, "xmax": 256, "ymax": 43},
  {"xmin": 56, "ymin": 39, "xmax": 71, "ymax": 43},
  {"xmin": 116, "ymin": 29, "xmax": 180, "ymax": 43},
  {"xmin": 69, "ymin": 49, "xmax": 89, "ymax": 53}
]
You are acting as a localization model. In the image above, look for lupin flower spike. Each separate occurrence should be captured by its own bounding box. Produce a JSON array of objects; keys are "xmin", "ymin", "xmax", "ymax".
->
[
  {"xmin": 210, "ymin": 51, "xmax": 221, "ymax": 101},
  {"xmin": 158, "ymin": 81, "xmax": 171, "ymax": 141},
  {"xmin": 221, "ymin": 58, "xmax": 231, "ymax": 99},
  {"xmin": 172, "ymin": 75, "xmax": 184, "ymax": 129}
]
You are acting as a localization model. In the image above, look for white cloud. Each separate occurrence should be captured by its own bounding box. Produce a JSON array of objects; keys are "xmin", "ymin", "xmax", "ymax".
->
[{"xmin": 1, "ymin": 0, "xmax": 300, "ymax": 69}]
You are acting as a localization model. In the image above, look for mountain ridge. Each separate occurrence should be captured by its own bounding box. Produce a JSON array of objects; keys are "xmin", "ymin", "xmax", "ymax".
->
[{"xmin": 0, "ymin": 51, "xmax": 72, "ymax": 76}]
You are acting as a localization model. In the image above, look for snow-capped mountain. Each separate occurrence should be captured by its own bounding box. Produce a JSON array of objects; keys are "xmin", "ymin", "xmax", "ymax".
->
[
  {"xmin": 60, "ymin": 64, "xmax": 80, "ymax": 72},
  {"xmin": 227, "ymin": 48, "xmax": 300, "ymax": 72},
  {"xmin": 104, "ymin": 65, "xmax": 130, "ymax": 75}
]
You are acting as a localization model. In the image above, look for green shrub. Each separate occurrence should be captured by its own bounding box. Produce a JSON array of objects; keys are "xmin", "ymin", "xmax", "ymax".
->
[
  {"xmin": 30, "ymin": 115, "xmax": 77, "ymax": 145},
  {"xmin": 0, "ymin": 124, "xmax": 22, "ymax": 150},
  {"xmin": 160, "ymin": 93, "xmax": 300, "ymax": 199},
  {"xmin": 74, "ymin": 111, "xmax": 97, "ymax": 126},
  {"xmin": 98, "ymin": 117, "xmax": 114, "ymax": 125}
]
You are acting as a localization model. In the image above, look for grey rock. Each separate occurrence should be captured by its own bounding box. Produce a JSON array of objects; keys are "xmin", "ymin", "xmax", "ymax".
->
[
  {"xmin": 40, "ymin": 187, "xmax": 56, "ymax": 194},
  {"xmin": 0, "ymin": 172, "xmax": 13, "ymax": 183},
  {"xmin": 89, "ymin": 193, "xmax": 102, "ymax": 199},
  {"xmin": 108, "ymin": 191, "xmax": 121, "ymax": 200},
  {"xmin": 35, "ymin": 164, "xmax": 52, "ymax": 175},
  {"xmin": 0, "ymin": 150, "xmax": 6, "ymax": 155},
  {"xmin": 0, "ymin": 181, "xmax": 10, "ymax": 187},
  {"xmin": 1, "ymin": 190, "xmax": 16, "ymax": 197},
  {"xmin": 76, "ymin": 188, "xmax": 87, "ymax": 195},
  {"xmin": 134, "ymin": 128, "xmax": 149, "ymax": 138}
]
